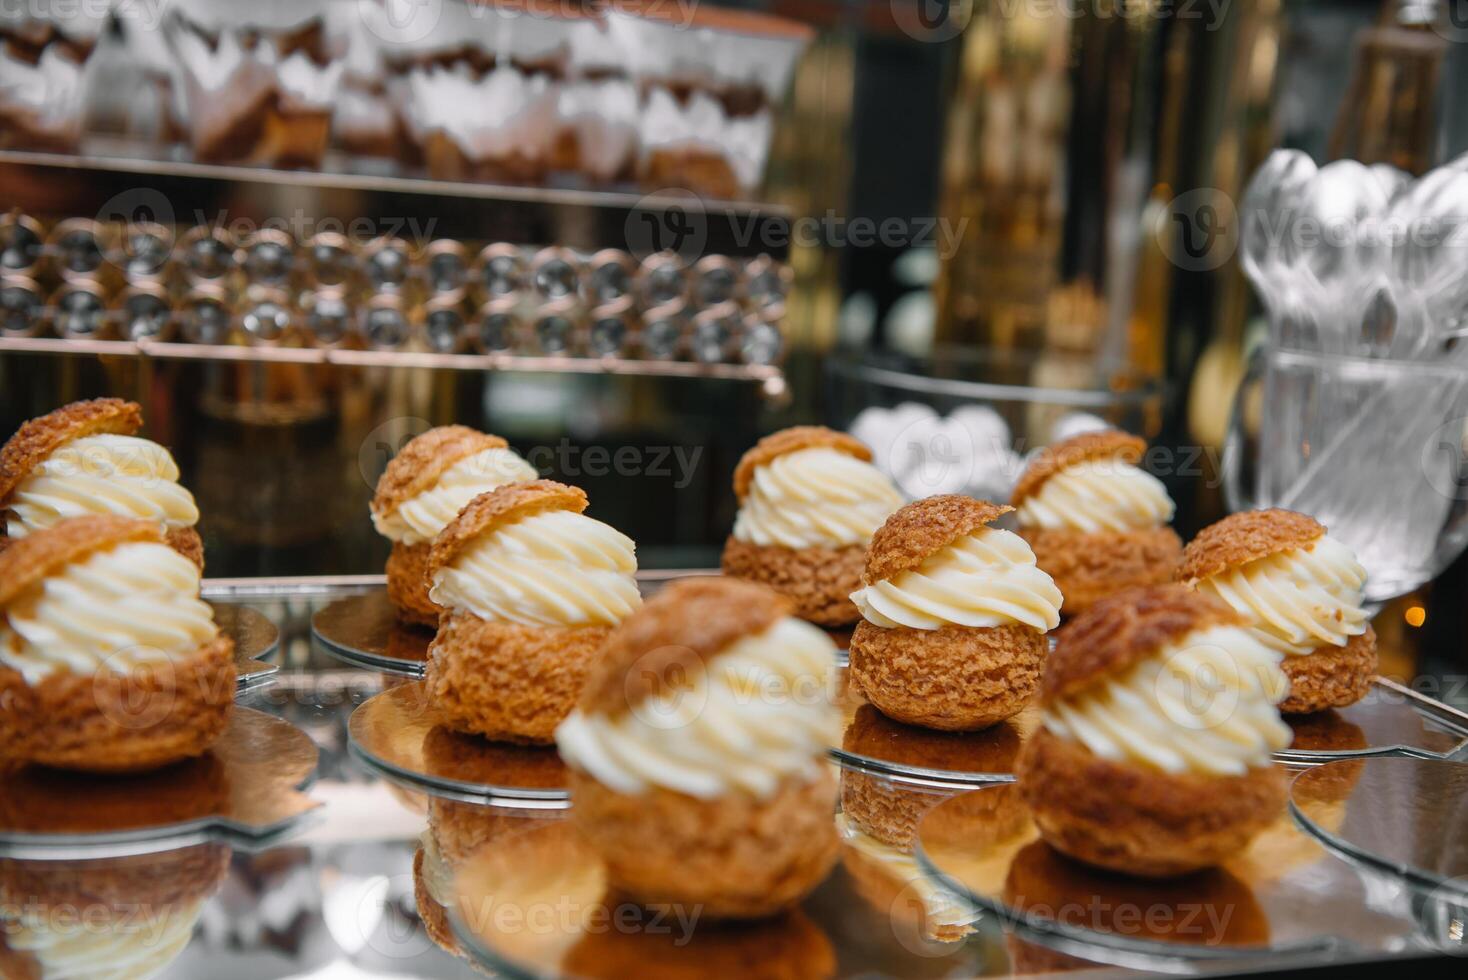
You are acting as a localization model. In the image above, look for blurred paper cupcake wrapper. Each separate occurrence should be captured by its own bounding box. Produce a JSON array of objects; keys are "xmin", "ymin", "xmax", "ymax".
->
[
  {"xmin": 166, "ymin": 7, "xmax": 343, "ymax": 168},
  {"xmin": 0, "ymin": 4, "xmax": 106, "ymax": 155}
]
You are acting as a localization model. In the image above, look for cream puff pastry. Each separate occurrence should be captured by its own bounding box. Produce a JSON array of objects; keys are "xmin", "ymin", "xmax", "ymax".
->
[
  {"xmin": 1179, "ymin": 508, "xmax": 1375, "ymax": 714},
  {"xmin": 0, "ymin": 515, "xmax": 233, "ymax": 773},
  {"xmin": 370, "ymin": 424, "xmax": 538, "ymax": 625},
  {"xmin": 423, "ymin": 480, "xmax": 640, "ymax": 744},
  {"xmin": 1015, "ymin": 585, "xmax": 1291, "ymax": 877},
  {"xmin": 848, "ymin": 495, "xmax": 1062, "ymax": 730},
  {"xmin": 0, "ymin": 398, "xmax": 203, "ymax": 568},
  {"xmin": 556, "ymin": 577, "xmax": 841, "ymax": 919},
  {"xmin": 1012, "ymin": 430, "xmax": 1181, "ymax": 614},
  {"xmin": 721, "ymin": 426, "xmax": 903, "ymax": 626}
]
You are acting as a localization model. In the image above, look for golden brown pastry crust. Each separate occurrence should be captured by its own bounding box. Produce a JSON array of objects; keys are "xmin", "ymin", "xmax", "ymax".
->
[
  {"xmin": 732, "ymin": 426, "xmax": 872, "ymax": 501},
  {"xmin": 863, "ymin": 495, "xmax": 1009, "ymax": 585},
  {"xmin": 1020, "ymin": 525, "xmax": 1182, "ymax": 615},
  {"xmin": 840, "ymin": 845, "xmax": 972, "ymax": 945},
  {"xmin": 0, "ymin": 515, "xmax": 162, "ymax": 607},
  {"xmin": 0, "ymin": 398, "xmax": 143, "ymax": 505},
  {"xmin": 166, "ymin": 525, "xmax": 205, "ymax": 572},
  {"xmin": 1014, "ymin": 728, "xmax": 1286, "ymax": 877},
  {"xmin": 369, "ymin": 425, "xmax": 508, "ymax": 522},
  {"xmin": 1, "ymin": 634, "xmax": 235, "ymax": 773},
  {"xmin": 1010, "ymin": 430, "xmax": 1146, "ymax": 507},
  {"xmin": 0, "ymin": 844, "xmax": 230, "ymax": 920},
  {"xmin": 579, "ymin": 576, "xmax": 786, "ymax": 716},
  {"xmin": 569, "ymin": 767, "xmax": 838, "ymax": 920},
  {"xmin": 1040, "ymin": 584, "xmax": 1241, "ymax": 705},
  {"xmin": 385, "ymin": 539, "xmax": 439, "ymax": 626},
  {"xmin": 425, "ymin": 612, "xmax": 609, "ymax": 744},
  {"xmin": 720, "ymin": 537, "xmax": 865, "ymax": 626},
  {"xmin": 412, "ymin": 847, "xmax": 460, "ymax": 957},
  {"xmin": 1279, "ymin": 627, "xmax": 1377, "ymax": 714},
  {"xmin": 1177, "ymin": 508, "xmax": 1325, "ymax": 585},
  {"xmin": 848, "ymin": 622, "xmax": 1045, "ymax": 731},
  {"xmin": 421, "ymin": 727, "xmax": 566, "ymax": 800},
  {"xmin": 428, "ymin": 479, "xmax": 586, "ymax": 578}
]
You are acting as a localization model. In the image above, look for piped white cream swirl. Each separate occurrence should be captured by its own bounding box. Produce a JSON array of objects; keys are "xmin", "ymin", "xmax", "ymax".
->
[
  {"xmin": 851, "ymin": 526, "xmax": 1061, "ymax": 632},
  {"xmin": 372, "ymin": 446, "xmax": 538, "ymax": 546},
  {"xmin": 0, "ymin": 541, "xmax": 218, "ymax": 686},
  {"xmin": 1196, "ymin": 536, "xmax": 1368, "ymax": 656},
  {"xmin": 1015, "ymin": 458, "xmax": 1173, "ymax": 533},
  {"xmin": 555, "ymin": 616, "xmax": 841, "ymax": 800},
  {"xmin": 732, "ymin": 447, "xmax": 902, "ymax": 550},
  {"xmin": 1042, "ymin": 625, "xmax": 1291, "ymax": 776},
  {"xmin": 430, "ymin": 509, "xmax": 640, "ymax": 628},
  {"xmin": 3, "ymin": 898, "xmax": 203, "ymax": 980},
  {"xmin": 6, "ymin": 434, "xmax": 199, "ymax": 539}
]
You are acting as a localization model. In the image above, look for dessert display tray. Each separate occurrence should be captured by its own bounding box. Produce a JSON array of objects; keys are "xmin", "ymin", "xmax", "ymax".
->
[
  {"xmin": 0, "ymin": 707, "xmax": 320, "ymax": 858},
  {"xmin": 830, "ymin": 675, "xmax": 1468, "ymax": 788},
  {"xmin": 1275, "ymin": 677, "xmax": 1468, "ymax": 764},
  {"xmin": 213, "ymin": 601, "xmax": 281, "ymax": 691},
  {"xmin": 1291, "ymin": 757, "xmax": 1468, "ymax": 899},
  {"xmin": 445, "ymin": 809, "xmax": 993, "ymax": 979},
  {"xmin": 348, "ymin": 681, "xmax": 570, "ymax": 806},
  {"xmin": 313, "ymin": 572, "xmax": 719, "ymax": 678},
  {"xmin": 915, "ymin": 787, "xmax": 1423, "ymax": 972}
]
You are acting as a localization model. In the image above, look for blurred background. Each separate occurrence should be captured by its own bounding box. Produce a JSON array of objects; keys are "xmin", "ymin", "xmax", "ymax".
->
[{"xmin": 1, "ymin": 0, "xmax": 1466, "ymax": 605}]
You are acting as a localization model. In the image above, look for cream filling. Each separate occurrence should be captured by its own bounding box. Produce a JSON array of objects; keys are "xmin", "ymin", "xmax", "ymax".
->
[
  {"xmin": 850, "ymin": 526, "xmax": 1061, "ymax": 633},
  {"xmin": 555, "ymin": 617, "xmax": 841, "ymax": 800},
  {"xmin": 835, "ymin": 814, "xmax": 974, "ymax": 933},
  {"xmin": 1196, "ymin": 536, "xmax": 1369, "ymax": 656},
  {"xmin": 1015, "ymin": 459, "xmax": 1174, "ymax": 533},
  {"xmin": 430, "ymin": 509, "xmax": 640, "ymax": 628},
  {"xmin": 372, "ymin": 447, "xmax": 538, "ymax": 545},
  {"xmin": 4, "ymin": 897, "xmax": 203, "ymax": 980},
  {"xmin": 1042, "ymin": 625, "xmax": 1292, "ymax": 776},
  {"xmin": 6, "ymin": 434, "xmax": 199, "ymax": 538},
  {"xmin": 732, "ymin": 447, "xmax": 903, "ymax": 550},
  {"xmin": 419, "ymin": 833, "xmax": 455, "ymax": 910},
  {"xmin": 0, "ymin": 542, "xmax": 217, "ymax": 686}
]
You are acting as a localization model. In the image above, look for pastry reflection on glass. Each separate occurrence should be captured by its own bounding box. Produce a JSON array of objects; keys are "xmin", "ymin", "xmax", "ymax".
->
[
  {"xmin": 1002, "ymin": 841, "xmax": 1270, "ymax": 949},
  {"xmin": 1015, "ymin": 585, "xmax": 1292, "ymax": 877},
  {"xmin": 0, "ymin": 516, "xmax": 233, "ymax": 773},
  {"xmin": 1179, "ymin": 508, "xmax": 1376, "ymax": 714},
  {"xmin": 414, "ymin": 798, "xmax": 568, "ymax": 959},
  {"xmin": 0, "ymin": 844, "xmax": 229, "ymax": 978},
  {"xmin": 0, "ymin": 752, "xmax": 229, "ymax": 834},
  {"xmin": 837, "ymin": 813, "xmax": 976, "ymax": 945},
  {"xmin": 721, "ymin": 426, "xmax": 903, "ymax": 627},
  {"xmin": 369, "ymin": 425, "xmax": 538, "ymax": 626},
  {"xmin": 556, "ymin": 577, "xmax": 842, "ymax": 919},
  {"xmin": 0, "ymin": 398, "xmax": 204, "ymax": 568},
  {"xmin": 1012, "ymin": 430, "xmax": 1181, "ymax": 615},
  {"xmin": 424, "ymin": 480, "xmax": 640, "ymax": 744},
  {"xmin": 453, "ymin": 817, "xmax": 837, "ymax": 980},
  {"xmin": 1286, "ymin": 712, "xmax": 1368, "ymax": 803},
  {"xmin": 420, "ymin": 723, "xmax": 567, "ymax": 790},
  {"xmin": 848, "ymin": 495, "xmax": 1061, "ymax": 730},
  {"xmin": 840, "ymin": 704, "xmax": 1026, "ymax": 847}
]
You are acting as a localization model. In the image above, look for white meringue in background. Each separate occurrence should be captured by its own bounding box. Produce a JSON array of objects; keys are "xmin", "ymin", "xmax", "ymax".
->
[
  {"xmin": 639, "ymin": 87, "xmax": 773, "ymax": 192},
  {"xmin": 1050, "ymin": 411, "xmax": 1111, "ymax": 443},
  {"xmin": 406, "ymin": 64, "xmax": 558, "ymax": 164},
  {"xmin": 847, "ymin": 402, "xmax": 1022, "ymax": 503},
  {"xmin": 557, "ymin": 78, "xmax": 639, "ymax": 180}
]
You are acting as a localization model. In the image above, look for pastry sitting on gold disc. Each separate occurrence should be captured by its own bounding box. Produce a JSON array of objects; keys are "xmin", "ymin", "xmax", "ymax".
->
[
  {"xmin": 555, "ymin": 577, "xmax": 842, "ymax": 919},
  {"xmin": 424, "ymin": 480, "xmax": 640, "ymax": 745},
  {"xmin": 848, "ymin": 495, "xmax": 1061, "ymax": 731},
  {"xmin": 0, "ymin": 398, "xmax": 204, "ymax": 568},
  {"xmin": 1015, "ymin": 584, "xmax": 1292, "ymax": 877},
  {"xmin": 721, "ymin": 426, "xmax": 902, "ymax": 626},
  {"xmin": 1178, "ymin": 508, "xmax": 1375, "ymax": 714},
  {"xmin": 0, "ymin": 516, "xmax": 234, "ymax": 773},
  {"xmin": 370, "ymin": 424, "xmax": 538, "ymax": 625},
  {"xmin": 1011, "ymin": 429, "xmax": 1180, "ymax": 614}
]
